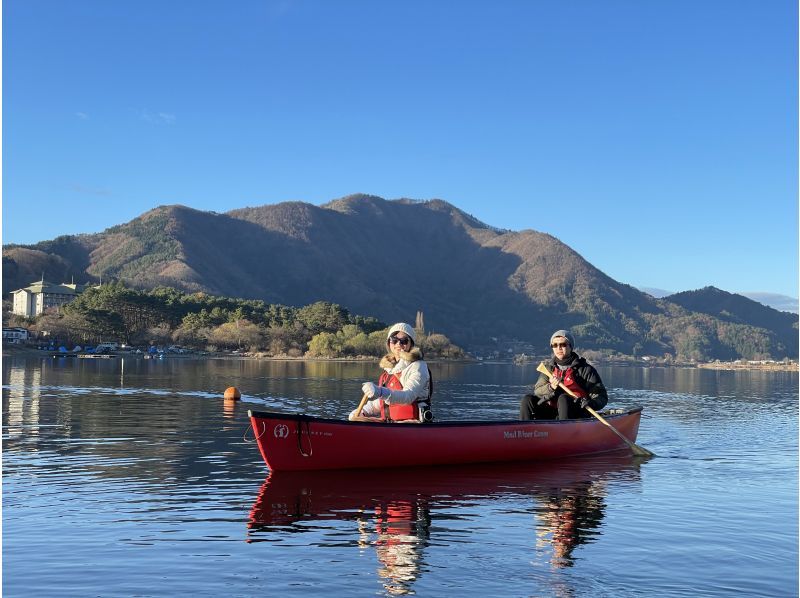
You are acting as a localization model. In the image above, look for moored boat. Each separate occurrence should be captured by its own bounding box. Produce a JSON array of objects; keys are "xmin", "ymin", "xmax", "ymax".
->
[{"xmin": 248, "ymin": 407, "xmax": 644, "ymax": 471}]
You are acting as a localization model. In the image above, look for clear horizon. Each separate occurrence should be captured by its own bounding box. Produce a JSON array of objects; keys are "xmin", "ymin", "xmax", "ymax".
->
[{"xmin": 3, "ymin": 0, "xmax": 798, "ymax": 298}]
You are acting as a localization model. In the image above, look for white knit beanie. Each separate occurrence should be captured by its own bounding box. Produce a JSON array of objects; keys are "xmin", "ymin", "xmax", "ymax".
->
[{"xmin": 387, "ymin": 322, "xmax": 417, "ymax": 344}]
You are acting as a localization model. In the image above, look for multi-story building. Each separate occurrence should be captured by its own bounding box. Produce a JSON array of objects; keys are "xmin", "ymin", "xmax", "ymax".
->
[
  {"xmin": 2, "ymin": 327, "xmax": 30, "ymax": 343},
  {"xmin": 11, "ymin": 280, "xmax": 88, "ymax": 317}
]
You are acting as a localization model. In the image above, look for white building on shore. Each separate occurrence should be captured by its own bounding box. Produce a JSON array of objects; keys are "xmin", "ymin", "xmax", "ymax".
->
[{"xmin": 11, "ymin": 279, "xmax": 89, "ymax": 317}]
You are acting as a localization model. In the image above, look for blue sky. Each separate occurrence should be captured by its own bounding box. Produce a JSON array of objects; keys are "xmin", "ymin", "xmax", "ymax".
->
[{"xmin": 4, "ymin": 0, "xmax": 798, "ymax": 299}]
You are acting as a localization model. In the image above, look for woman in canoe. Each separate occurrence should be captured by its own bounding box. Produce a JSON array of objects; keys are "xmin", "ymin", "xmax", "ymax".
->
[
  {"xmin": 349, "ymin": 323, "xmax": 433, "ymax": 422},
  {"xmin": 520, "ymin": 329, "xmax": 608, "ymax": 420}
]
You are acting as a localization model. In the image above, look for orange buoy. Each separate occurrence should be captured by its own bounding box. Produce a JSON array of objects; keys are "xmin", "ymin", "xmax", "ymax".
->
[{"xmin": 224, "ymin": 387, "xmax": 241, "ymax": 401}]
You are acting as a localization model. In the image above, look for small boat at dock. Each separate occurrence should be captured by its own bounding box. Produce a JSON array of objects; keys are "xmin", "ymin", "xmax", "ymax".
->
[{"xmin": 248, "ymin": 407, "xmax": 644, "ymax": 472}]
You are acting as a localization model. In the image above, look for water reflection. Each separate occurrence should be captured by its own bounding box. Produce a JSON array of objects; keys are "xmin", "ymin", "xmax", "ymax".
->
[
  {"xmin": 367, "ymin": 498, "xmax": 430, "ymax": 595},
  {"xmin": 534, "ymin": 473, "xmax": 607, "ymax": 568},
  {"xmin": 5, "ymin": 363, "xmax": 43, "ymax": 435},
  {"xmin": 223, "ymin": 396, "xmax": 238, "ymax": 420},
  {"xmin": 3, "ymin": 356, "xmax": 796, "ymax": 596},
  {"xmin": 248, "ymin": 455, "xmax": 642, "ymax": 592},
  {"xmin": 600, "ymin": 365, "xmax": 798, "ymax": 403}
]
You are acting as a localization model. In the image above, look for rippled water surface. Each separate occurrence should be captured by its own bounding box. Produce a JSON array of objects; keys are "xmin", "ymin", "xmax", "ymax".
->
[{"xmin": 3, "ymin": 356, "xmax": 798, "ymax": 596}]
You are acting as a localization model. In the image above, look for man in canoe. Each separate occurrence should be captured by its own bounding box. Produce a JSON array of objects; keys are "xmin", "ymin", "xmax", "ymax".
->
[
  {"xmin": 348, "ymin": 323, "xmax": 433, "ymax": 422},
  {"xmin": 520, "ymin": 329, "xmax": 608, "ymax": 420}
]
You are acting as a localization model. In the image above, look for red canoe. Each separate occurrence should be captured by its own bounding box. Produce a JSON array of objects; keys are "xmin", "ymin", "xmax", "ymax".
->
[{"xmin": 248, "ymin": 407, "xmax": 644, "ymax": 471}]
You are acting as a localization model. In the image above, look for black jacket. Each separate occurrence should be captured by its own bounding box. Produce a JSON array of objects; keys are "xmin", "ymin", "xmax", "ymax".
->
[{"xmin": 533, "ymin": 353, "xmax": 608, "ymax": 410}]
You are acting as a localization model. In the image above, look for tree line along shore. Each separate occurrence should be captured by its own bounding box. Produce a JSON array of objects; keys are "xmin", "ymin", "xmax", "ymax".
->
[
  {"xmin": 4, "ymin": 342, "xmax": 796, "ymax": 373},
  {"xmin": 2, "ymin": 282, "xmax": 466, "ymax": 360},
  {"xmin": 3, "ymin": 282, "xmax": 797, "ymax": 370}
]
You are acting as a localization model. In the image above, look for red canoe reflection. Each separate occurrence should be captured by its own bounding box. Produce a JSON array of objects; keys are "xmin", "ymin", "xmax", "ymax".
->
[
  {"xmin": 248, "ymin": 453, "xmax": 642, "ymax": 528},
  {"xmin": 248, "ymin": 455, "xmax": 643, "ymax": 589}
]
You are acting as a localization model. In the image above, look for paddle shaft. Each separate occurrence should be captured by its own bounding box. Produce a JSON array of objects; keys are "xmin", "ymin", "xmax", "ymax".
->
[
  {"xmin": 355, "ymin": 393, "xmax": 370, "ymax": 418},
  {"xmin": 535, "ymin": 362, "xmax": 654, "ymax": 457}
]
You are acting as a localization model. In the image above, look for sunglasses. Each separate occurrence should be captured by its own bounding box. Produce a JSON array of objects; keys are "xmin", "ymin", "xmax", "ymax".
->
[
  {"xmin": 551, "ymin": 342, "xmax": 570, "ymax": 349},
  {"xmin": 389, "ymin": 336, "xmax": 411, "ymax": 346}
]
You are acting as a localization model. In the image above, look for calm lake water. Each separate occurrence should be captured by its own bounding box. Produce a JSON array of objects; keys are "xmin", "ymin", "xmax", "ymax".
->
[{"xmin": 3, "ymin": 356, "xmax": 798, "ymax": 597}]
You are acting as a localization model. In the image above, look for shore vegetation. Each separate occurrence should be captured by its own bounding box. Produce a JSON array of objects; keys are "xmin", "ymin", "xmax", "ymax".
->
[{"xmin": 2, "ymin": 282, "xmax": 465, "ymax": 359}]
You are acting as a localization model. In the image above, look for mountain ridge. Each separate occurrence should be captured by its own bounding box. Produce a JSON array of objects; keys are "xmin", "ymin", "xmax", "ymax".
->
[{"xmin": 3, "ymin": 195, "xmax": 797, "ymax": 360}]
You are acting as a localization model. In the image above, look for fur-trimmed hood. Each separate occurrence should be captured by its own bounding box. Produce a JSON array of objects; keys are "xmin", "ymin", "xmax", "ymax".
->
[{"xmin": 380, "ymin": 347, "xmax": 423, "ymax": 371}]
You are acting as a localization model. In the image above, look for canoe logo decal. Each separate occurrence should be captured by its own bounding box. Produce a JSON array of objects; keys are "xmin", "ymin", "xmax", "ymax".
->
[
  {"xmin": 274, "ymin": 424, "xmax": 290, "ymax": 439},
  {"xmin": 503, "ymin": 429, "xmax": 548, "ymax": 439}
]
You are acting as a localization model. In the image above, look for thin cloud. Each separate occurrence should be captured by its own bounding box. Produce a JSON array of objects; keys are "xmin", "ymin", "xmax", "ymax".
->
[
  {"xmin": 70, "ymin": 183, "xmax": 112, "ymax": 197},
  {"xmin": 75, "ymin": 112, "xmax": 89, "ymax": 120},
  {"xmin": 139, "ymin": 109, "xmax": 176, "ymax": 125}
]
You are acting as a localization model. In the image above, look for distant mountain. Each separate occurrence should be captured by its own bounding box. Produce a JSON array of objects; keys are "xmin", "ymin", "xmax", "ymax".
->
[
  {"xmin": 638, "ymin": 287, "xmax": 673, "ymax": 299},
  {"xmin": 3, "ymin": 195, "xmax": 797, "ymax": 360},
  {"xmin": 739, "ymin": 292, "xmax": 799, "ymax": 314},
  {"xmin": 664, "ymin": 287, "xmax": 798, "ymax": 355},
  {"xmin": 640, "ymin": 287, "xmax": 798, "ymax": 314}
]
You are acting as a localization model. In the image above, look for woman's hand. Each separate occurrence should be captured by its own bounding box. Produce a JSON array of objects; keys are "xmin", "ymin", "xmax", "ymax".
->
[{"xmin": 362, "ymin": 382, "xmax": 386, "ymax": 399}]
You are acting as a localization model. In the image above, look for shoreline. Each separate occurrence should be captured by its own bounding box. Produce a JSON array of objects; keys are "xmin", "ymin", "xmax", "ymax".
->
[
  {"xmin": 695, "ymin": 361, "xmax": 799, "ymax": 372},
  {"xmin": 3, "ymin": 345, "xmax": 797, "ymax": 371}
]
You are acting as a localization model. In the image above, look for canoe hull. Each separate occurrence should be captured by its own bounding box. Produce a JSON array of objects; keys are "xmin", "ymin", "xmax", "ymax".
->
[{"xmin": 248, "ymin": 408, "xmax": 644, "ymax": 471}]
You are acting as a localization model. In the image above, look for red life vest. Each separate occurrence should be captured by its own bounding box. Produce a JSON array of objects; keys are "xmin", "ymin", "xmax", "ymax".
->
[
  {"xmin": 553, "ymin": 367, "xmax": 588, "ymax": 399},
  {"xmin": 378, "ymin": 371, "xmax": 419, "ymax": 421}
]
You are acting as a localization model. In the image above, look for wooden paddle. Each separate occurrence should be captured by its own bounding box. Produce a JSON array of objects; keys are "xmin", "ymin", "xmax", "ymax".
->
[
  {"xmin": 536, "ymin": 362, "xmax": 654, "ymax": 457},
  {"xmin": 354, "ymin": 393, "xmax": 370, "ymax": 418}
]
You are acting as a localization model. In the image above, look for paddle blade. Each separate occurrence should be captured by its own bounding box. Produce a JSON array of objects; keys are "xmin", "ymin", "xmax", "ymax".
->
[{"xmin": 630, "ymin": 443, "xmax": 656, "ymax": 458}]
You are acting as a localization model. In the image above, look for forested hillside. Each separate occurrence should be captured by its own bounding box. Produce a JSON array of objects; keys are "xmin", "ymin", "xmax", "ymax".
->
[{"xmin": 4, "ymin": 195, "xmax": 796, "ymax": 360}]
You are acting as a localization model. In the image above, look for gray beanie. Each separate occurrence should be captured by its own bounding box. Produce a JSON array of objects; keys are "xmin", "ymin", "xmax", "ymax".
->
[{"xmin": 549, "ymin": 329, "xmax": 575, "ymax": 348}]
